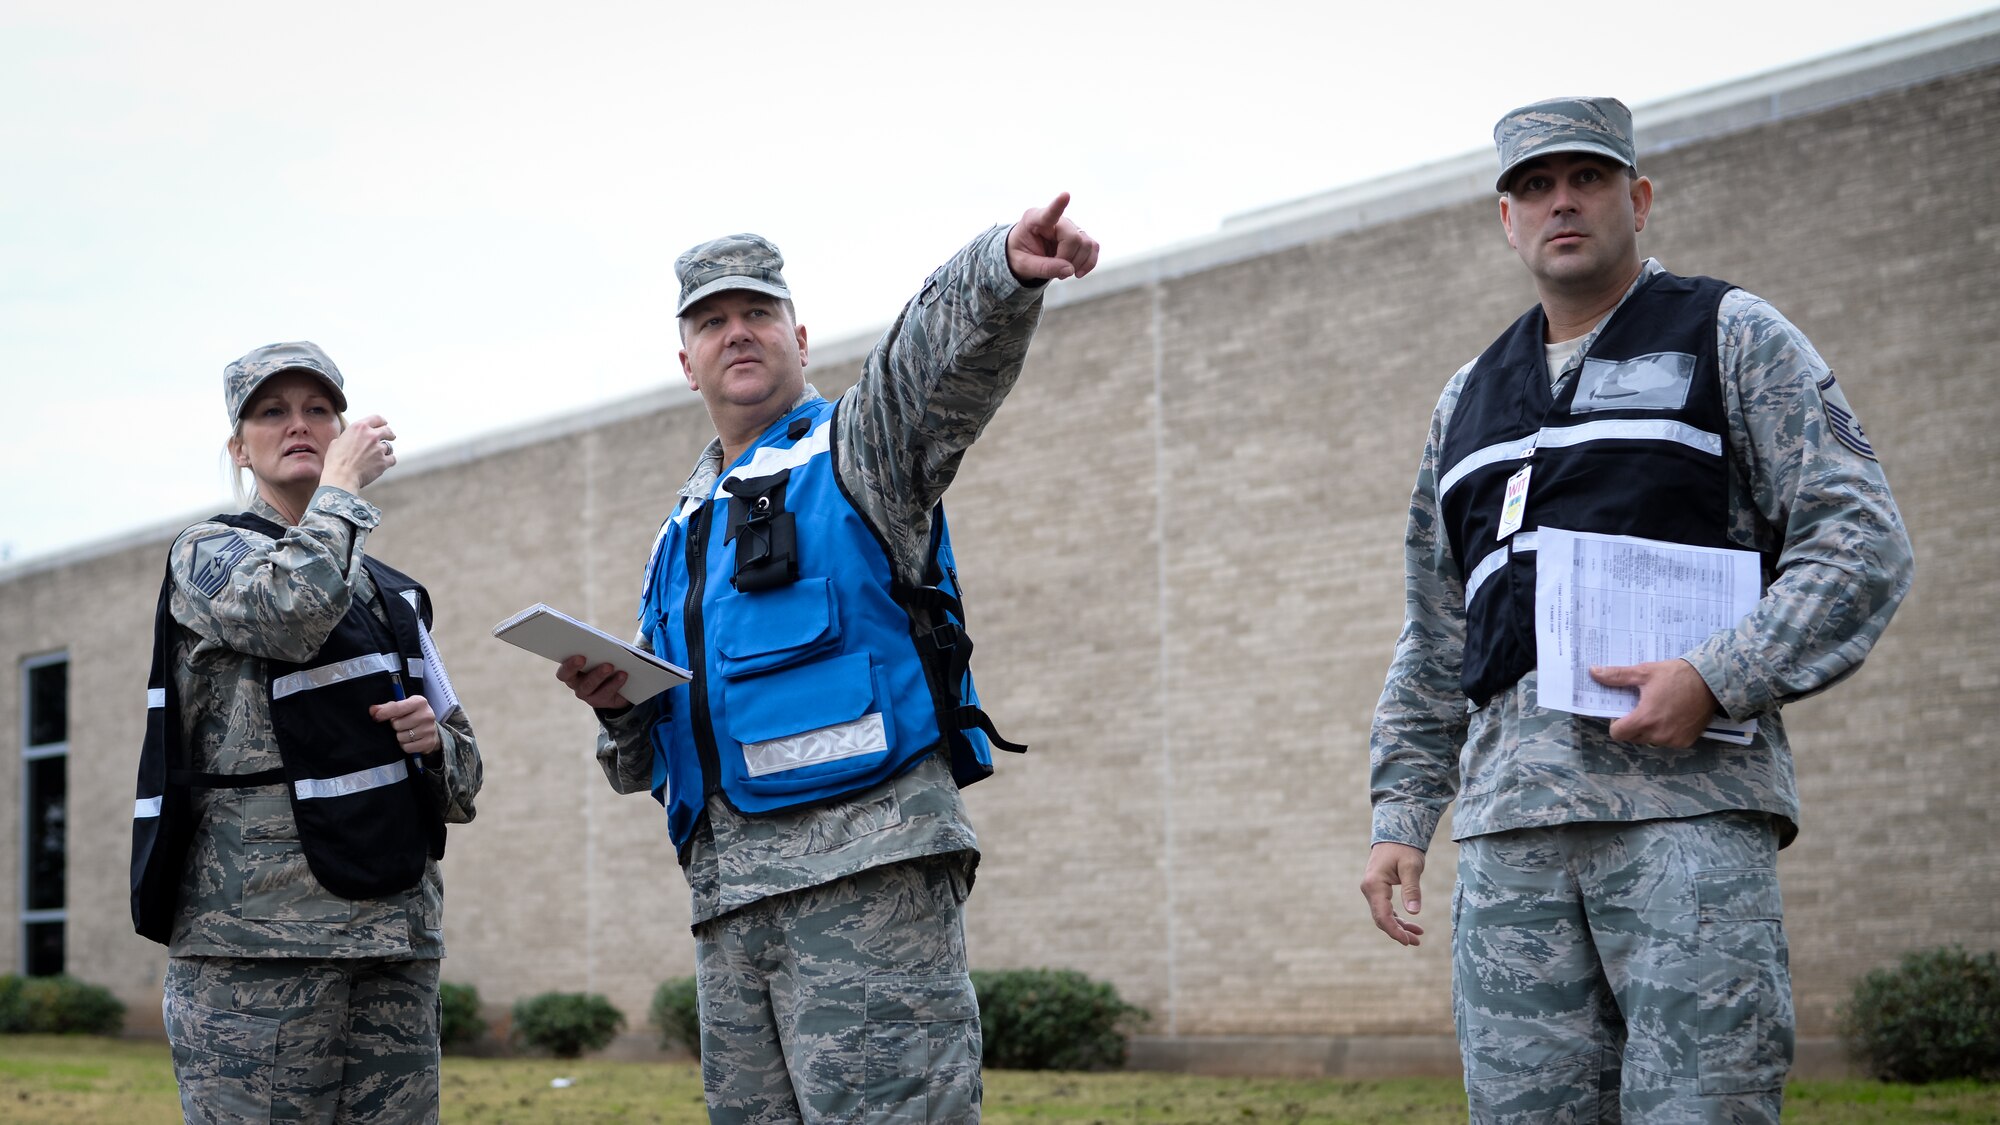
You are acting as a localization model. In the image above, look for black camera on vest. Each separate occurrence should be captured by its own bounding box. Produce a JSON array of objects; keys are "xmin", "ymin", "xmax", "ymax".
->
[{"xmin": 724, "ymin": 470, "xmax": 798, "ymax": 592}]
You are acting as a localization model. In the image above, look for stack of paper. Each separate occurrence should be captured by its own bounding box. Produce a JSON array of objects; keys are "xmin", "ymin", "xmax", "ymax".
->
[{"xmin": 1533, "ymin": 528, "xmax": 1759, "ymax": 746}]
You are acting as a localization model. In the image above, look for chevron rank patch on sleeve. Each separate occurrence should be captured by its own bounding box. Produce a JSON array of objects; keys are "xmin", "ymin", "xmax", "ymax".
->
[
  {"xmin": 1817, "ymin": 371, "xmax": 1878, "ymax": 460},
  {"xmin": 187, "ymin": 531, "xmax": 254, "ymax": 598}
]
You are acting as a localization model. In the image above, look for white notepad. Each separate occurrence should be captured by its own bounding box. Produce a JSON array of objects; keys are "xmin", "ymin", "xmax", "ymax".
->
[
  {"xmin": 492, "ymin": 603, "xmax": 690, "ymax": 704},
  {"xmin": 398, "ymin": 590, "xmax": 463, "ymax": 721}
]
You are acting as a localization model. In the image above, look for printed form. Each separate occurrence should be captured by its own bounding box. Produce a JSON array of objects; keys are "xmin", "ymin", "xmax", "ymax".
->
[{"xmin": 1533, "ymin": 528, "xmax": 1760, "ymax": 745}]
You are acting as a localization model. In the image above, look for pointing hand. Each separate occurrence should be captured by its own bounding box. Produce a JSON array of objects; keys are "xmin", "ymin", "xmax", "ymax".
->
[{"xmin": 1007, "ymin": 192, "xmax": 1100, "ymax": 283}]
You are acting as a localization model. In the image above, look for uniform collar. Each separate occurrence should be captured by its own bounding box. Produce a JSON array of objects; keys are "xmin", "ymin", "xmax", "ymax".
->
[
  {"xmin": 248, "ymin": 492, "xmax": 290, "ymax": 526},
  {"xmin": 1556, "ymin": 258, "xmax": 1666, "ymax": 375},
  {"xmin": 679, "ymin": 385, "xmax": 826, "ymax": 500}
]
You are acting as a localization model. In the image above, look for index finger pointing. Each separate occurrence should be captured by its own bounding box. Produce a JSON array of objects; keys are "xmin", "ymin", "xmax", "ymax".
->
[{"xmin": 1028, "ymin": 191, "xmax": 1071, "ymax": 232}]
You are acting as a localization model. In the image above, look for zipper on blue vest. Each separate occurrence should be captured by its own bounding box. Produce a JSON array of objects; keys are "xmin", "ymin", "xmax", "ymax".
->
[{"xmin": 682, "ymin": 503, "xmax": 721, "ymax": 796}]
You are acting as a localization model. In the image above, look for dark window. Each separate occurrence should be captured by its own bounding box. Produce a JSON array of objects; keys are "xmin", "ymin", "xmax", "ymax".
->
[
  {"xmin": 26, "ymin": 661, "xmax": 66, "ymax": 747},
  {"xmin": 23, "ymin": 921, "xmax": 62, "ymax": 977},
  {"xmin": 22, "ymin": 656, "xmax": 67, "ymax": 977},
  {"xmin": 25, "ymin": 756, "xmax": 65, "ymax": 913}
]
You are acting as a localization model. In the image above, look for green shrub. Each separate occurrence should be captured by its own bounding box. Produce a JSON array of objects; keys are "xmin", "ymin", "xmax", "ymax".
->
[
  {"xmin": 511, "ymin": 992, "xmax": 625, "ymax": 1059},
  {"xmin": 438, "ymin": 981, "xmax": 487, "ymax": 1052},
  {"xmin": 0, "ymin": 975, "xmax": 26, "ymax": 1033},
  {"xmin": 1840, "ymin": 945, "xmax": 2000, "ymax": 1083},
  {"xmin": 0, "ymin": 975, "xmax": 125, "ymax": 1036},
  {"xmin": 970, "ymin": 968, "xmax": 1147, "ymax": 1071},
  {"xmin": 649, "ymin": 977, "xmax": 701, "ymax": 1057}
]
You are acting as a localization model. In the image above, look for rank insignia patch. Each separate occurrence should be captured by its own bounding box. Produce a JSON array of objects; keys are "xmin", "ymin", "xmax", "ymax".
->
[
  {"xmin": 1817, "ymin": 372, "xmax": 1877, "ymax": 460},
  {"xmin": 187, "ymin": 532, "xmax": 254, "ymax": 598}
]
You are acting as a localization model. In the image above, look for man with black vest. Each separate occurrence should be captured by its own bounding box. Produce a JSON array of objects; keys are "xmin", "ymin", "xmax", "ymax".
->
[
  {"xmin": 1359, "ymin": 98, "xmax": 1913, "ymax": 1122},
  {"xmin": 558, "ymin": 196, "xmax": 1097, "ymax": 1122}
]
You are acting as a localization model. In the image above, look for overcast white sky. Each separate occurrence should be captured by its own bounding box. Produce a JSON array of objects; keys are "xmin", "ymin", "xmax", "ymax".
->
[{"xmin": 4, "ymin": 1, "xmax": 1993, "ymax": 565}]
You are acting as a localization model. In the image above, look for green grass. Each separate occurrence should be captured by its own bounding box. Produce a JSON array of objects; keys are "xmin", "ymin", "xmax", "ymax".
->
[
  {"xmin": 0, "ymin": 1036, "xmax": 1994, "ymax": 1123},
  {"xmin": 0, "ymin": 1036, "xmax": 183, "ymax": 1124},
  {"xmin": 984, "ymin": 1072, "xmax": 1469, "ymax": 1123}
]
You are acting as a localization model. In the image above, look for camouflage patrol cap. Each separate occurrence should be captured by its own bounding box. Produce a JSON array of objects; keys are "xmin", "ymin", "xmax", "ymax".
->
[
  {"xmin": 674, "ymin": 233, "xmax": 791, "ymax": 316},
  {"xmin": 1493, "ymin": 96, "xmax": 1636, "ymax": 192},
  {"xmin": 223, "ymin": 341, "xmax": 347, "ymax": 423}
]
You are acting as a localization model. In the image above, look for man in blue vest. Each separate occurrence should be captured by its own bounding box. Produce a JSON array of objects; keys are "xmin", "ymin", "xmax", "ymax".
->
[
  {"xmin": 1359, "ymin": 98, "xmax": 1912, "ymax": 1122},
  {"xmin": 559, "ymin": 195, "xmax": 1097, "ymax": 1122}
]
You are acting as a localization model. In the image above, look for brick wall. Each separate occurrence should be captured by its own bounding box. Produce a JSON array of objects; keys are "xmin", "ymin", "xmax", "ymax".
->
[{"xmin": 2, "ymin": 60, "xmax": 1994, "ymax": 1053}]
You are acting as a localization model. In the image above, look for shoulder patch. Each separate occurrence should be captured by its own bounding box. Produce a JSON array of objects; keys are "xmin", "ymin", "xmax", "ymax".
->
[
  {"xmin": 186, "ymin": 532, "xmax": 254, "ymax": 598},
  {"xmin": 1816, "ymin": 372, "xmax": 1877, "ymax": 460}
]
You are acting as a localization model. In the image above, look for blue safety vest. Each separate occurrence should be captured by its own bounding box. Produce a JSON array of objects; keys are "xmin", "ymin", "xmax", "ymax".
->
[
  {"xmin": 1440, "ymin": 270, "xmax": 1739, "ymax": 706},
  {"xmin": 638, "ymin": 397, "xmax": 1020, "ymax": 850}
]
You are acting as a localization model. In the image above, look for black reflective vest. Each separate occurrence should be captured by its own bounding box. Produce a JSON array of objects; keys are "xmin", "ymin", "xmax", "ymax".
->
[
  {"xmin": 1439, "ymin": 270, "xmax": 1737, "ymax": 707},
  {"xmin": 131, "ymin": 512, "xmax": 444, "ymax": 944}
]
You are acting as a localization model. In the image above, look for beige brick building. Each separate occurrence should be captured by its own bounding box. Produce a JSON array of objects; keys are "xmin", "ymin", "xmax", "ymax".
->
[{"xmin": 4, "ymin": 14, "xmax": 1996, "ymax": 1075}]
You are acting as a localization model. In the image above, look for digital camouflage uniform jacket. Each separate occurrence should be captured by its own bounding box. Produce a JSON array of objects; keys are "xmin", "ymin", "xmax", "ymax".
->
[
  {"xmin": 167, "ymin": 488, "xmax": 483, "ymax": 957},
  {"xmin": 1370, "ymin": 260, "xmax": 1914, "ymax": 851},
  {"xmin": 597, "ymin": 224, "xmax": 1044, "ymax": 926}
]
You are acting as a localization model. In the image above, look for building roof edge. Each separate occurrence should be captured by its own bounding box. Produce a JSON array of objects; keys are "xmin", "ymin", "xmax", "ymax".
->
[{"xmin": 1044, "ymin": 8, "xmax": 2000, "ymax": 307}]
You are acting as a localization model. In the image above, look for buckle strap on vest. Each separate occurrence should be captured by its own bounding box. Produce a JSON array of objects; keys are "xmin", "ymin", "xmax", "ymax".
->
[
  {"xmin": 167, "ymin": 767, "xmax": 286, "ymax": 789},
  {"xmin": 896, "ymin": 583, "xmax": 966, "ymax": 624},
  {"xmin": 893, "ymin": 576, "xmax": 1025, "ymax": 756},
  {"xmin": 927, "ymin": 620, "xmax": 971, "ymax": 679},
  {"xmin": 944, "ymin": 705, "xmax": 1027, "ymax": 754}
]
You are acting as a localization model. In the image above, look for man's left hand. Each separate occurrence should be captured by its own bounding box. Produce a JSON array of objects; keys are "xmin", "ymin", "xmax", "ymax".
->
[
  {"xmin": 1591, "ymin": 658, "xmax": 1720, "ymax": 748},
  {"xmin": 1007, "ymin": 192, "xmax": 1100, "ymax": 283}
]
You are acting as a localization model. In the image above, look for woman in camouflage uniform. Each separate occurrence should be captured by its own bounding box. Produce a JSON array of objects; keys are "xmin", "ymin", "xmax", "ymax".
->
[{"xmin": 150, "ymin": 341, "xmax": 482, "ymax": 1124}]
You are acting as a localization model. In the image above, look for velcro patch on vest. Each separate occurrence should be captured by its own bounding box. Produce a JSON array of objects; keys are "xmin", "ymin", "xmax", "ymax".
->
[
  {"xmin": 187, "ymin": 532, "xmax": 255, "ymax": 598},
  {"xmin": 1817, "ymin": 372, "xmax": 1877, "ymax": 460},
  {"xmin": 742, "ymin": 713, "xmax": 888, "ymax": 777},
  {"xmin": 1571, "ymin": 351, "xmax": 1696, "ymax": 413}
]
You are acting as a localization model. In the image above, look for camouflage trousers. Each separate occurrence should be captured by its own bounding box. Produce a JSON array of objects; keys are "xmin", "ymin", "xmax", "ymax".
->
[
  {"xmin": 695, "ymin": 857, "xmax": 982, "ymax": 1124},
  {"xmin": 1452, "ymin": 813, "xmax": 1791, "ymax": 1124},
  {"xmin": 163, "ymin": 955, "xmax": 441, "ymax": 1124}
]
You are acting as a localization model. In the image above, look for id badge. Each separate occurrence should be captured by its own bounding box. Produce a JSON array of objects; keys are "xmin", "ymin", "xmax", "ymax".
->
[{"xmin": 1497, "ymin": 464, "xmax": 1531, "ymax": 540}]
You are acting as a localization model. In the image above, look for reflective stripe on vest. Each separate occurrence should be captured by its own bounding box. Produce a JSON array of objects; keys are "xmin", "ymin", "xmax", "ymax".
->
[
  {"xmin": 743, "ymin": 712, "xmax": 889, "ymax": 777},
  {"xmin": 294, "ymin": 761, "xmax": 409, "ymax": 801},
  {"xmin": 271, "ymin": 652, "xmax": 402, "ymax": 700},
  {"xmin": 1440, "ymin": 419, "xmax": 1722, "ymax": 500},
  {"xmin": 1465, "ymin": 530, "xmax": 1540, "ymax": 606}
]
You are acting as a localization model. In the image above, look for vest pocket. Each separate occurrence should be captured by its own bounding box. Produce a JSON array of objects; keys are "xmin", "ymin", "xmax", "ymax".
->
[
  {"xmin": 712, "ymin": 578, "xmax": 841, "ymax": 677},
  {"xmin": 725, "ymin": 652, "xmax": 894, "ymax": 795}
]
